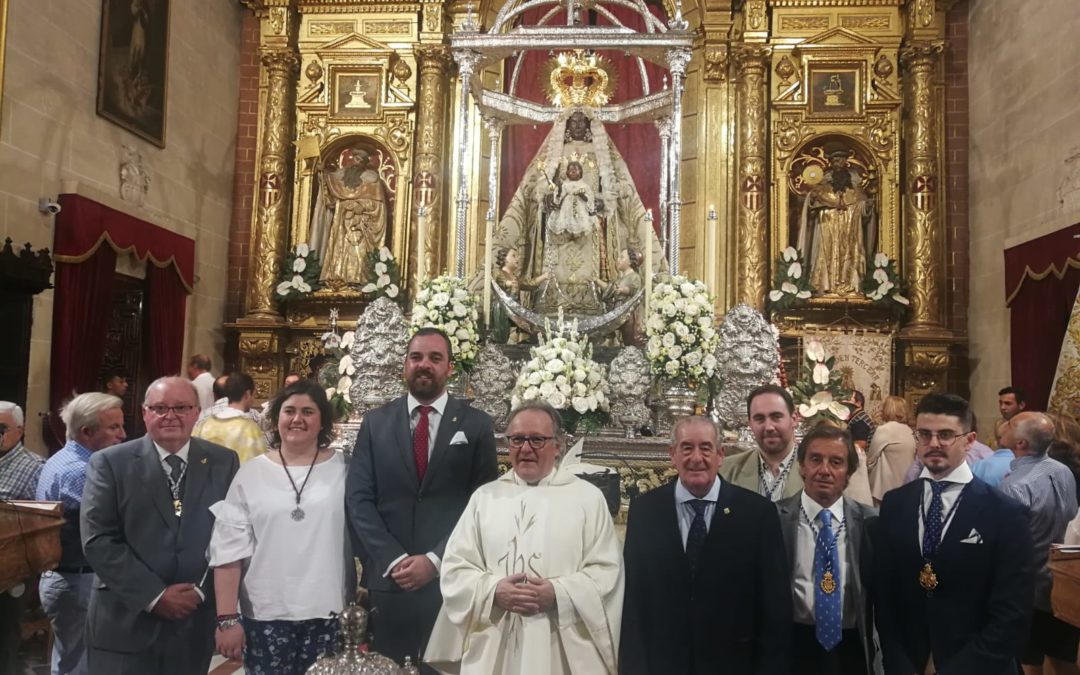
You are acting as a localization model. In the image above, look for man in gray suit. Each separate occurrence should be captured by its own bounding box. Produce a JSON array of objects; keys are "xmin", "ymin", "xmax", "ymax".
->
[
  {"xmin": 347, "ymin": 328, "xmax": 498, "ymax": 668},
  {"xmin": 81, "ymin": 376, "xmax": 239, "ymax": 675},
  {"xmin": 776, "ymin": 425, "xmax": 877, "ymax": 675}
]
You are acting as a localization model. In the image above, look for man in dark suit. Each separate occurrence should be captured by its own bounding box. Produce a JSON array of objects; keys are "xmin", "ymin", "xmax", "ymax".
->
[
  {"xmin": 81, "ymin": 376, "xmax": 239, "ymax": 675},
  {"xmin": 876, "ymin": 393, "xmax": 1034, "ymax": 675},
  {"xmin": 346, "ymin": 327, "xmax": 498, "ymax": 668},
  {"xmin": 776, "ymin": 425, "xmax": 877, "ymax": 675},
  {"xmin": 621, "ymin": 415, "xmax": 791, "ymax": 675}
]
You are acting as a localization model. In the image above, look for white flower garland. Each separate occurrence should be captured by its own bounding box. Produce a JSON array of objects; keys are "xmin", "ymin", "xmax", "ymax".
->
[
  {"xmin": 411, "ymin": 275, "xmax": 480, "ymax": 372},
  {"xmin": 645, "ymin": 275, "xmax": 719, "ymax": 384},
  {"xmin": 864, "ymin": 252, "xmax": 910, "ymax": 307},
  {"xmin": 510, "ymin": 317, "xmax": 609, "ymax": 418},
  {"xmin": 768, "ymin": 247, "xmax": 812, "ymax": 309}
]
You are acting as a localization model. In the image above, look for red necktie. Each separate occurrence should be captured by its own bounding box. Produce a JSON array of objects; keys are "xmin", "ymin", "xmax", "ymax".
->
[{"xmin": 413, "ymin": 405, "xmax": 433, "ymax": 481}]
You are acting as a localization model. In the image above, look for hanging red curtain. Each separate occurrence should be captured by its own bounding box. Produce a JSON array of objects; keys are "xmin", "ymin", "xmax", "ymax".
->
[
  {"xmin": 49, "ymin": 194, "xmax": 195, "ymax": 446},
  {"xmin": 145, "ymin": 262, "xmax": 189, "ymax": 379},
  {"xmin": 498, "ymin": 3, "xmax": 667, "ymax": 225},
  {"xmin": 1005, "ymin": 222, "xmax": 1080, "ymax": 411}
]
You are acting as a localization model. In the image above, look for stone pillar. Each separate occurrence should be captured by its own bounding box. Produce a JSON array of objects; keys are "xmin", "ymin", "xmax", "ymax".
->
[
  {"xmin": 412, "ymin": 44, "xmax": 452, "ymax": 284},
  {"xmin": 900, "ymin": 41, "xmax": 947, "ymax": 336},
  {"xmin": 734, "ymin": 45, "xmax": 770, "ymax": 310},
  {"xmin": 244, "ymin": 48, "xmax": 299, "ymax": 321}
]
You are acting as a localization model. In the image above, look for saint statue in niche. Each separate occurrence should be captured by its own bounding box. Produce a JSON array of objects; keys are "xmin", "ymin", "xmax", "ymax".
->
[
  {"xmin": 794, "ymin": 144, "xmax": 877, "ymax": 295},
  {"xmin": 493, "ymin": 108, "xmax": 660, "ymax": 319},
  {"xmin": 310, "ymin": 145, "xmax": 390, "ymax": 286}
]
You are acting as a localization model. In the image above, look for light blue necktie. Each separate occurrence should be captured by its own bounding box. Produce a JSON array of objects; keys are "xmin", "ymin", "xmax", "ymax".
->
[{"xmin": 814, "ymin": 509, "xmax": 841, "ymax": 651}]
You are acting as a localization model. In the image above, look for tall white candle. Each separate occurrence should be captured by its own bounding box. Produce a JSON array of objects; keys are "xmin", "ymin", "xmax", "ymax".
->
[{"xmin": 644, "ymin": 209, "xmax": 654, "ymax": 318}]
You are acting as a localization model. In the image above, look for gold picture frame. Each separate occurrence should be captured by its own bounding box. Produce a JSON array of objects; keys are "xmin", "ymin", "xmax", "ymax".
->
[
  {"xmin": 329, "ymin": 66, "xmax": 383, "ymax": 121},
  {"xmin": 807, "ymin": 64, "xmax": 862, "ymax": 118},
  {"xmin": 96, "ymin": 0, "xmax": 171, "ymax": 147}
]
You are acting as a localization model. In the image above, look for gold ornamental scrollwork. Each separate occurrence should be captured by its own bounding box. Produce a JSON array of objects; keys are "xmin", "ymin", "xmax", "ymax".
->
[
  {"xmin": 247, "ymin": 49, "xmax": 300, "ymax": 321},
  {"xmin": 413, "ymin": 44, "xmax": 453, "ymax": 283},
  {"xmin": 900, "ymin": 41, "xmax": 946, "ymax": 336},
  {"xmin": 734, "ymin": 44, "xmax": 771, "ymax": 310},
  {"xmin": 703, "ymin": 47, "xmax": 728, "ymax": 83},
  {"xmin": 902, "ymin": 342, "xmax": 951, "ymax": 394},
  {"xmin": 774, "ymin": 113, "xmax": 813, "ymax": 162}
]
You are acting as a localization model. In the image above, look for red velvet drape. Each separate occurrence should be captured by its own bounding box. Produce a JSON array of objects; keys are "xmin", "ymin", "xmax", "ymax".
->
[
  {"xmin": 48, "ymin": 246, "xmax": 117, "ymax": 433},
  {"xmin": 1005, "ymin": 222, "xmax": 1080, "ymax": 411},
  {"xmin": 498, "ymin": 4, "xmax": 667, "ymax": 229},
  {"xmin": 145, "ymin": 263, "xmax": 189, "ymax": 379}
]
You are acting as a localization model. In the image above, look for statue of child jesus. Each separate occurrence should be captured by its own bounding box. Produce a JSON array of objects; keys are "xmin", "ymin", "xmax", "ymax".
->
[{"xmin": 546, "ymin": 160, "xmax": 598, "ymax": 238}]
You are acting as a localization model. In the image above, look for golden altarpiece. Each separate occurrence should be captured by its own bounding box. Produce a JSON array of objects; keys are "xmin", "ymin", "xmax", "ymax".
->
[{"xmin": 230, "ymin": 0, "xmax": 963, "ymax": 421}]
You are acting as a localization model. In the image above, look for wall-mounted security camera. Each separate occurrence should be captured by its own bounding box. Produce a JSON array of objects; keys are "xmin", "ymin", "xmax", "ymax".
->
[{"xmin": 38, "ymin": 198, "xmax": 62, "ymax": 215}]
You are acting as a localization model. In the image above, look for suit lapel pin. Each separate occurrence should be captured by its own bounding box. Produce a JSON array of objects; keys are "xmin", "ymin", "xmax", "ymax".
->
[
  {"xmin": 452, "ymin": 416, "xmax": 458, "ymax": 423},
  {"xmin": 201, "ymin": 457, "xmax": 208, "ymax": 464},
  {"xmin": 723, "ymin": 507, "xmax": 731, "ymax": 515}
]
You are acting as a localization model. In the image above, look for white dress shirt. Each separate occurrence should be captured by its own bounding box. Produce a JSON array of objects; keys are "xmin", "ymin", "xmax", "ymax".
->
[
  {"xmin": 917, "ymin": 460, "xmax": 974, "ymax": 555},
  {"xmin": 674, "ymin": 478, "xmax": 721, "ymax": 550},
  {"xmin": 793, "ymin": 491, "xmax": 852, "ymax": 627},
  {"xmin": 383, "ymin": 391, "xmax": 451, "ymax": 578}
]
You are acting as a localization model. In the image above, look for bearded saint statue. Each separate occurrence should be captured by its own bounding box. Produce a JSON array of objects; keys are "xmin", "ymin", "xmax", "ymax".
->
[{"xmin": 492, "ymin": 108, "xmax": 662, "ymax": 320}]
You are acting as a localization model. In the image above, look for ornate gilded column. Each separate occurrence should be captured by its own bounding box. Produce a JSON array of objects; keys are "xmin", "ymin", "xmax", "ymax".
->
[
  {"xmin": 245, "ymin": 48, "xmax": 299, "ymax": 321},
  {"xmin": 734, "ymin": 44, "xmax": 770, "ymax": 310},
  {"xmin": 900, "ymin": 41, "xmax": 946, "ymax": 336},
  {"xmin": 412, "ymin": 45, "xmax": 452, "ymax": 284}
]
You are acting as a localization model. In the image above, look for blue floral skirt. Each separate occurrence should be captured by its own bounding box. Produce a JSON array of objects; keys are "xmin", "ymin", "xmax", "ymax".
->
[{"xmin": 242, "ymin": 616, "xmax": 339, "ymax": 674}]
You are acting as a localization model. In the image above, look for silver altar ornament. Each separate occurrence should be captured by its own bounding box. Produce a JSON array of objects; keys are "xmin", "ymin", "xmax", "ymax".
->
[
  {"xmin": 711, "ymin": 304, "xmax": 780, "ymax": 434},
  {"xmin": 348, "ymin": 297, "xmax": 409, "ymax": 419},
  {"xmin": 306, "ymin": 604, "xmax": 408, "ymax": 675},
  {"xmin": 471, "ymin": 344, "xmax": 515, "ymax": 427},
  {"xmin": 608, "ymin": 346, "xmax": 652, "ymax": 436}
]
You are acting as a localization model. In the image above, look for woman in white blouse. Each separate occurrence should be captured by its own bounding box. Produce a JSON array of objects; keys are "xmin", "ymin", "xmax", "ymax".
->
[{"xmin": 210, "ymin": 380, "xmax": 350, "ymax": 673}]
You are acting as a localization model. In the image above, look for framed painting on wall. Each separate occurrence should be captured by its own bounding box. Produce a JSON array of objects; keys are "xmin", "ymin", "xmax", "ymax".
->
[
  {"xmin": 97, "ymin": 0, "xmax": 170, "ymax": 147},
  {"xmin": 807, "ymin": 63, "xmax": 862, "ymax": 118},
  {"xmin": 329, "ymin": 66, "xmax": 383, "ymax": 121}
]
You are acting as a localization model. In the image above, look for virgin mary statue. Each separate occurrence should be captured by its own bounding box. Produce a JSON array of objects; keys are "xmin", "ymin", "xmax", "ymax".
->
[{"xmin": 493, "ymin": 108, "xmax": 662, "ymax": 319}]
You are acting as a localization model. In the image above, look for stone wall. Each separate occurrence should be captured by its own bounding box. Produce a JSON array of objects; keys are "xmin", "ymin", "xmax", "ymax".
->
[
  {"xmin": 967, "ymin": 0, "xmax": 1080, "ymax": 426},
  {"xmin": 0, "ymin": 0, "xmax": 242, "ymax": 450}
]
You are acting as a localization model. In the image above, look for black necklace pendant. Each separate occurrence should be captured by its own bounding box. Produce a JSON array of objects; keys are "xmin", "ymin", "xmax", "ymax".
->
[{"xmin": 291, "ymin": 506, "xmax": 305, "ymax": 522}]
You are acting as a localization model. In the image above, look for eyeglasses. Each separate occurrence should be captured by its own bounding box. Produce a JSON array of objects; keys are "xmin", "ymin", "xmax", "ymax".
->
[
  {"xmin": 506, "ymin": 435, "xmax": 554, "ymax": 450},
  {"xmin": 915, "ymin": 429, "xmax": 967, "ymax": 445},
  {"xmin": 145, "ymin": 405, "xmax": 196, "ymax": 417}
]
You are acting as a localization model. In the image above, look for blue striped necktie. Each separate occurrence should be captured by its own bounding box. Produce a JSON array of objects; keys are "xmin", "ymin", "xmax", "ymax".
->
[{"xmin": 814, "ymin": 508, "xmax": 841, "ymax": 651}]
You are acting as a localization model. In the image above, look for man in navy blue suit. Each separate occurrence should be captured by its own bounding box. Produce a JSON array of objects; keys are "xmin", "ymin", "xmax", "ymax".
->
[{"xmin": 876, "ymin": 393, "xmax": 1034, "ymax": 675}]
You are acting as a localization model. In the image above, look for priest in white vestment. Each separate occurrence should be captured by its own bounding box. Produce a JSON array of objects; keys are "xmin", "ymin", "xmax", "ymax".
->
[{"xmin": 424, "ymin": 401, "xmax": 624, "ymax": 675}]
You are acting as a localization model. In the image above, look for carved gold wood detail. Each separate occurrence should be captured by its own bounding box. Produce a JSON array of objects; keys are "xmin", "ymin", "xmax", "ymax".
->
[
  {"xmin": 238, "ymin": 330, "xmax": 283, "ymax": 399},
  {"xmin": 735, "ymin": 45, "xmax": 771, "ymax": 311},
  {"xmin": 248, "ymin": 49, "xmax": 300, "ymax": 320},
  {"xmin": 703, "ymin": 46, "xmax": 729, "ymax": 82},
  {"xmin": 841, "ymin": 15, "xmax": 891, "ymax": 30},
  {"xmin": 746, "ymin": 0, "xmax": 767, "ymax": 31},
  {"xmin": 914, "ymin": 0, "xmax": 935, "ymax": 28},
  {"xmin": 269, "ymin": 7, "xmax": 287, "ymax": 34},
  {"xmin": 413, "ymin": 44, "xmax": 452, "ymax": 284},
  {"xmin": 902, "ymin": 341, "xmax": 951, "ymax": 395},
  {"xmin": 900, "ymin": 42, "xmax": 946, "ymax": 336},
  {"xmin": 780, "ymin": 16, "xmax": 829, "ymax": 31},
  {"xmin": 309, "ymin": 21, "xmax": 356, "ymax": 36},
  {"xmin": 364, "ymin": 20, "xmax": 412, "ymax": 35},
  {"xmin": 421, "ymin": 2, "xmax": 443, "ymax": 33}
]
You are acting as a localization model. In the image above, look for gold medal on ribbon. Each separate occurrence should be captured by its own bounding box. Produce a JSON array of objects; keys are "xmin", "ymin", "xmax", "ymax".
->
[
  {"xmin": 820, "ymin": 570, "xmax": 837, "ymax": 594},
  {"xmin": 919, "ymin": 562, "xmax": 938, "ymax": 590},
  {"xmin": 173, "ymin": 499, "xmax": 183, "ymax": 518}
]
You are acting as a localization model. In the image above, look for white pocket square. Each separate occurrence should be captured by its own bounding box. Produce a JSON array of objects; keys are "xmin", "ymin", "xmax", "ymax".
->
[
  {"xmin": 960, "ymin": 528, "xmax": 983, "ymax": 544},
  {"xmin": 450, "ymin": 431, "xmax": 469, "ymax": 445}
]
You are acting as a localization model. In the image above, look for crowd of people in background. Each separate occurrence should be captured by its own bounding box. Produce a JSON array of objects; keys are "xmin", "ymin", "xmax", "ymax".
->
[{"xmin": 2, "ymin": 342, "xmax": 1080, "ymax": 674}]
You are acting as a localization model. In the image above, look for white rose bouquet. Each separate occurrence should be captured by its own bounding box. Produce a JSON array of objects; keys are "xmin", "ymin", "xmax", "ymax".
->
[
  {"xmin": 276, "ymin": 243, "xmax": 322, "ymax": 300},
  {"xmin": 788, "ymin": 340, "xmax": 851, "ymax": 427},
  {"xmin": 645, "ymin": 275, "xmax": 720, "ymax": 385},
  {"xmin": 317, "ymin": 328, "xmax": 355, "ymax": 420},
  {"xmin": 411, "ymin": 275, "xmax": 480, "ymax": 373},
  {"xmin": 768, "ymin": 247, "xmax": 812, "ymax": 311},
  {"xmin": 510, "ymin": 317, "xmax": 610, "ymax": 434},
  {"xmin": 361, "ymin": 247, "xmax": 401, "ymax": 303},
  {"xmin": 863, "ymin": 252, "xmax": 910, "ymax": 312}
]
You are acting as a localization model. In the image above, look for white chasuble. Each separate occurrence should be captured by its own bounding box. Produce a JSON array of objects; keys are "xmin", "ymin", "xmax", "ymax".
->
[{"xmin": 425, "ymin": 469, "xmax": 624, "ymax": 675}]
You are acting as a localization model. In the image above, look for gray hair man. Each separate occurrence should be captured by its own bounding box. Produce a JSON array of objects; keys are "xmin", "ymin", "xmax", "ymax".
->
[
  {"xmin": 426, "ymin": 400, "xmax": 624, "ymax": 674},
  {"xmin": 999, "ymin": 412, "xmax": 1079, "ymax": 675},
  {"xmin": 36, "ymin": 393, "xmax": 127, "ymax": 675}
]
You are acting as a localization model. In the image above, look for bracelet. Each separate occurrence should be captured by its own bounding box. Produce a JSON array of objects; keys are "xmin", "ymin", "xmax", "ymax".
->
[{"xmin": 216, "ymin": 616, "xmax": 241, "ymax": 630}]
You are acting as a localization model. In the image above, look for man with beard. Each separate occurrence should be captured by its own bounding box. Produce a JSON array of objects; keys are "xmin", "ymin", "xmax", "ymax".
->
[
  {"xmin": 876, "ymin": 393, "xmax": 1034, "ymax": 675},
  {"xmin": 722, "ymin": 385, "xmax": 804, "ymax": 502},
  {"xmin": 347, "ymin": 327, "xmax": 498, "ymax": 671}
]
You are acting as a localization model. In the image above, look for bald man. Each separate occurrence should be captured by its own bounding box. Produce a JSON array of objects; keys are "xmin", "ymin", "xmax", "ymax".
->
[{"xmin": 999, "ymin": 412, "xmax": 1079, "ymax": 675}]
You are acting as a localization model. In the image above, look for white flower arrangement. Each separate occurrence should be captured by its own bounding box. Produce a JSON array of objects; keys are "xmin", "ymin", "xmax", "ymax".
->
[
  {"xmin": 276, "ymin": 243, "xmax": 322, "ymax": 300},
  {"xmin": 510, "ymin": 316, "xmax": 609, "ymax": 433},
  {"xmin": 768, "ymin": 247, "xmax": 812, "ymax": 310},
  {"xmin": 411, "ymin": 275, "xmax": 480, "ymax": 373},
  {"xmin": 645, "ymin": 275, "xmax": 720, "ymax": 385},
  {"xmin": 863, "ymin": 252, "xmax": 910, "ymax": 310},
  {"xmin": 360, "ymin": 247, "xmax": 401, "ymax": 302},
  {"xmin": 318, "ymin": 329, "xmax": 355, "ymax": 419},
  {"xmin": 789, "ymin": 340, "xmax": 851, "ymax": 427}
]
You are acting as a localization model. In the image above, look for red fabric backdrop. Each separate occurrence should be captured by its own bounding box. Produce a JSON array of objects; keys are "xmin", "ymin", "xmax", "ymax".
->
[
  {"xmin": 1005, "ymin": 222, "xmax": 1080, "ymax": 411},
  {"xmin": 498, "ymin": 4, "xmax": 667, "ymax": 231},
  {"xmin": 50, "ymin": 194, "xmax": 193, "ymax": 438}
]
